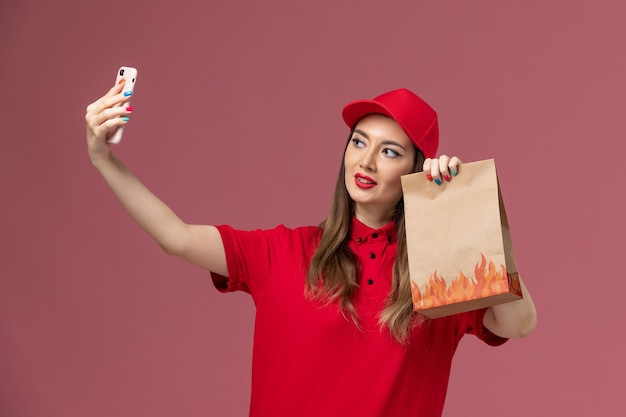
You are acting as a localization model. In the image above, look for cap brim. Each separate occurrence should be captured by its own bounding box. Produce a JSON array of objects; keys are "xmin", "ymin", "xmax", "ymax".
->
[{"xmin": 342, "ymin": 100, "xmax": 396, "ymax": 129}]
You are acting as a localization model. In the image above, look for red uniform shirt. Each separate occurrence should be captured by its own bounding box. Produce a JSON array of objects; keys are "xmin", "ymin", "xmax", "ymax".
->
[{"xmin": 211, "ymin": 218, "xmax": 506, "ymax": 417}]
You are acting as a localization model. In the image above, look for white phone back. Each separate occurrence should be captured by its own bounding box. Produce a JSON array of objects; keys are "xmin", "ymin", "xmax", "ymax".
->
[{"xmin": 107, "ymin": 66, "xmax": 138, "ymax": 144}]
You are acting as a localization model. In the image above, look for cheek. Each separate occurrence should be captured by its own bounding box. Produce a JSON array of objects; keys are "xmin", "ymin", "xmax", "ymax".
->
[
  {"xmin": 389, "ymin": 163, "xmax": 413, "ymax": 182},
  {"xmin": 385, "ymin": 165, "xmax": 413, "ymax": 195},
  {"xmin": 343, "ymin": 150, "xmax": 358, "ymax": 176},
  {"xmin": 388, "ymin": 177, "xmax": 404, "ymax": 195},
  {"xmin": 343, "ymin": 154, "xmax": 354, "ymax": 188},
  {"xmin": 343, "ymin": 147, "xmax": 357, "ymax": 166}
]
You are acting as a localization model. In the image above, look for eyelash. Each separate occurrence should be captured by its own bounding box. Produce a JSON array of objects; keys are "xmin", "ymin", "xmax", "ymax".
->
[
  {"xmin": 351, "ymin": 137, "xmax": 364, "ymax": 147},
  {"xmin": 383, "ymin": 148, "xmax": 400, "ymax": 158}
]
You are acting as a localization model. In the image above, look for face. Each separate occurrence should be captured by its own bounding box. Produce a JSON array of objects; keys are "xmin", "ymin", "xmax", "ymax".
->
[{"xmin": 344, "ymin": 114, "xmax": 416, "ymax": 223}]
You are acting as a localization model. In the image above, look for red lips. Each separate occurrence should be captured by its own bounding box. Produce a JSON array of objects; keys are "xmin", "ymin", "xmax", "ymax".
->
[{"xmin": 355, "ymin": 173, "xmax": 377, "ymax": 189}]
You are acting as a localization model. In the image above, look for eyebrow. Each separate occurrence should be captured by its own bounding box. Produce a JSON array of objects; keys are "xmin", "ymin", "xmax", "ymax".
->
[{"xmin": 353, "ymin": 129, "xmax": 408, "ymax": 151}]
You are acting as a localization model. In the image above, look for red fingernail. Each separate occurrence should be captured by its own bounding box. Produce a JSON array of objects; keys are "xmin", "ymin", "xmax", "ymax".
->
[
  {"xmin": 118, "ymin": 78, "xmax": 126, "ymax": 85},
  {"xmin": 444, "ymin": 174, "xmax": 451, "ymax": 182},
  {"xmin": 426, "ymin": 174, "xmax": 433, "ymax": 181},
  {"xmin": 126, "ymin": 107, "xmax": 134, "ymax": 112}
]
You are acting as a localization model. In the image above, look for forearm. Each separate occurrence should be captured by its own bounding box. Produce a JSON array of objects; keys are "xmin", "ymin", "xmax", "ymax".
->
[
  {"xmin": 484, "ymin": 277, "xmax": 537, "ymax": 339},
  {"xmin": 93, "ymin": 153, "xmax": 190, "ymax": 255},
  {"xmin": 84, "ymin": 83, "xmax": 226, "ymax": 271}
]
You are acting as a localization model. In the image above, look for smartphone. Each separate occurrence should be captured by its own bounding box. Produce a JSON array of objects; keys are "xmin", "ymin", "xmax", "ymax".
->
[{"xmin": 107, "ymin": 66, "xmax": 138, "ymax": 144}]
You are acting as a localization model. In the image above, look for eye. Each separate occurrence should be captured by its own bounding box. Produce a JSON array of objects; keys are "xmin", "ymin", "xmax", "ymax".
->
[
  {"xmin": 351, "ymin": 137, "xmax": 365, "ymax": 148},
  {"xmin": 382, "ymin": 148, "xmax": 400, "ymax": 158}
]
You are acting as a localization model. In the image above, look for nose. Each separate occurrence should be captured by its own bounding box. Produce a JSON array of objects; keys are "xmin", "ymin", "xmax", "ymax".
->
[{"xmin": 359, "ymin": 148, "xmax": 376, "ymax": 172}]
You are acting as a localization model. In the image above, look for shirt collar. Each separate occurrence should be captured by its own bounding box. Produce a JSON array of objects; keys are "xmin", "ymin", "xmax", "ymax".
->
[{"xmin": 350, "ymin": 217, "xmax": 397, "ymax": 245}]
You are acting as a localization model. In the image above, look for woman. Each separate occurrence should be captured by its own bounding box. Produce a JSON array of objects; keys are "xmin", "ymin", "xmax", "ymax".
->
[{"xmin": 85, "ymin": 84, "xmax": 536, "ymax": 417}]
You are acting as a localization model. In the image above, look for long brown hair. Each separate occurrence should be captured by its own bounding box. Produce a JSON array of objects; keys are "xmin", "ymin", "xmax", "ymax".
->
[{"xmin": 305, "ymin": 133, "xmax": 425, "ymax": 343}]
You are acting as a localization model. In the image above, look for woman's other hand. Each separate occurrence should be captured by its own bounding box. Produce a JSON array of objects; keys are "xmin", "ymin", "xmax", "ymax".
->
[
  {"xmin": 423, "ymin": 155, "xmax": 462, "ymax": 185},
  {"xmin": 85, "ymin": 80, "xmax": 134, "ymax": 166}
]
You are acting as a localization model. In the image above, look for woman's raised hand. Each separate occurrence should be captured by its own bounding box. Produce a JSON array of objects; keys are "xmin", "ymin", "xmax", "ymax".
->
[
  {"xmin": 85, "ymin": 80, "xmax": 134, "ymax": 165},
  {"xmin": 423, "ymin": 155, "xmax": 462, "ymax": 185}
]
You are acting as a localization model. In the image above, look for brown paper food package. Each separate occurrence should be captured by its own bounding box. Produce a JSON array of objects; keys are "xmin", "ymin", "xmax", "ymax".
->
[{"xmin": 401, "ymin": 159, "xmax": 523, "ymax": 318}]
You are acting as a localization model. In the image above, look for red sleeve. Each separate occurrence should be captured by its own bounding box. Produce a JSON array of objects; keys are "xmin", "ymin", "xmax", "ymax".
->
[
  {"xmin": 209, "ymin": 224, "xmax": 288, "ymax": 301},
  {"xmin": 459, "ymin": 307, "xmax": 508, "ymax": 347}
]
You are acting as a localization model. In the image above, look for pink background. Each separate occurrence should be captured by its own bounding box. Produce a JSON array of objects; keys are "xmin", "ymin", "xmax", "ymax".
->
[{"xmin": 1, "ymin": 0, "xmax": 624, "ymax": 415}]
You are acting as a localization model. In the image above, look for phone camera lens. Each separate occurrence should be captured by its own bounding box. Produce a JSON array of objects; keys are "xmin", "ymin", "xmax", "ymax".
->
[{"xmin": 119, "ymin": 69, "xmax": 125, "ymax": 76}]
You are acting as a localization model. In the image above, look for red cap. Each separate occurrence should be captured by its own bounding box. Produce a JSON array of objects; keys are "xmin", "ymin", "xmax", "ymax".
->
[{"xmin": 342, "ymin": 88, "xmax": 439, "ymax": 158}]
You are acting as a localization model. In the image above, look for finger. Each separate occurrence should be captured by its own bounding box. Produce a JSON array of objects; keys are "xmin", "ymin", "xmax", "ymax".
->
[
  {"xmin": 438, "ymin": 155, "xmax": 451, "ymax": 182},
  {"xmin": 423, "ymin": 158, "xmax": 433, "ymax": 181},
  {"xmin": 430, "ymin": 157, "xmax": 442, "ymax": 185},
  {"xmin": 93, "ymin": 105, "xmax": 134, "ymax": 128},
  {"xmin": 449, "ymin": 156, "xmax": 462, "ymax": 177},
  {"xmin": 86, "ymin": 102, "xmax": 132, "ymax": 135},
  {"xmin": 86, "ymin": 81, "xmax": 128, "ymax": 116},
  {"xmin": 87, "ymin": 80, "xmax": 124, "ymax": 109},
  {"xmin": 90, "ymin": 116, "xmax": 130, "ymax": 142},
  {"xmin": 102, "ymin": 116, "xmax": 129, "ymax": 131},
  {"xmin": 99, "ymin": 89, "xmax": 132, "ymax": 114},
  {"xmin": 86, "ymin": 104, "xmax": 133, "ymax": 135}
]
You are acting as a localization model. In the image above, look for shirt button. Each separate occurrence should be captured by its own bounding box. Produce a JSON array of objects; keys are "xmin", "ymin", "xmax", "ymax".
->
[
  {"xmin": 367, "ymin": 279, "xmax": 374, "ymax": 285},
  {"xmin": 370, "ymin": 253, "xmax": 376, "ymax": 259},
  {"xmin": 357, "ymin": 237, "xmax": 362, "ymax": 243},
  {"xmin": 372, "ymin": 233, "xmax": 378, "ymax": 238}
]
